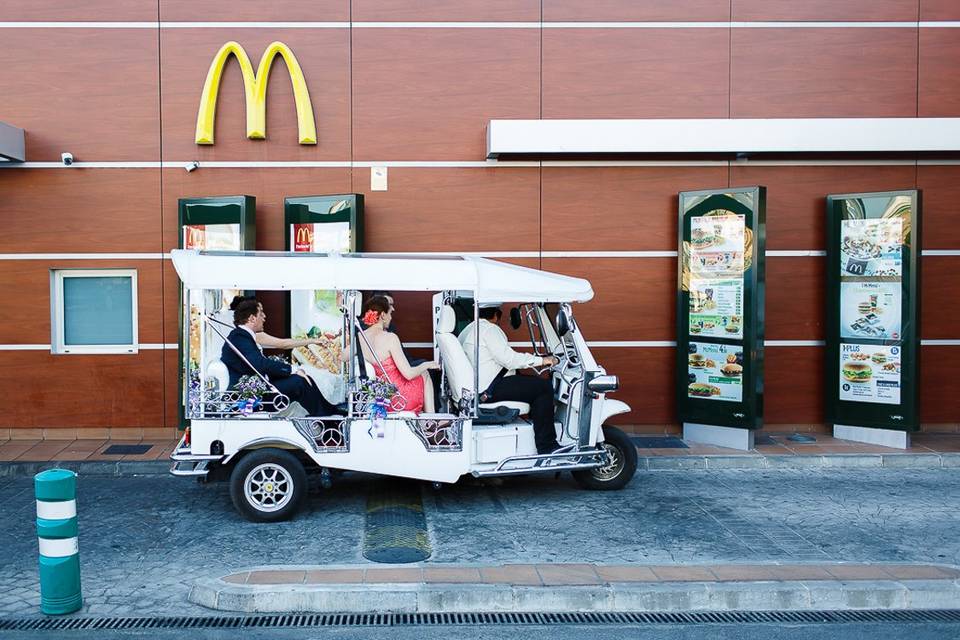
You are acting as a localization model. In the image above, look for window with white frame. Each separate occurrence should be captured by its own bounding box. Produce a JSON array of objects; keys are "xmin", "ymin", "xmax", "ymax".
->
[{"xmin": 51, "ymin": 270, "xmax": 138, "ymax": 354}]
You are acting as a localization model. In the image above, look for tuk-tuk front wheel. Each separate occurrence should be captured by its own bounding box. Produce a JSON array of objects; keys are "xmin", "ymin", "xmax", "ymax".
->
[
  {"xmin": 229, "ymin": 448, "xmax": 307, "ymax": 522},
  {"xmin": 572, "ymin": 425, "xmax": 637, "ymax": 491}
]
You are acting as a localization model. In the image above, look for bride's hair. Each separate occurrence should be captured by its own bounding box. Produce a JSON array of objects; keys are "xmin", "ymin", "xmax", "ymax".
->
[{"xmin": 361, "ymin": 295, "xmax": 391, "ymax": 326}]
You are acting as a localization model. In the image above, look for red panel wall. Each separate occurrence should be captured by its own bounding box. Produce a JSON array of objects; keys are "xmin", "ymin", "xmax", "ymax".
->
[{"xmin": 0, "ymin": 3, "xmax": 957, "ymax": 434}]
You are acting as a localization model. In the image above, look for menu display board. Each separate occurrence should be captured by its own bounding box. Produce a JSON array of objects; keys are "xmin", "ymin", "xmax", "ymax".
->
[
  {"xmin": 178, "ymin": 196, "xmax": 256, "ymax": 425},
  {"xmin": 677, "ymin": 187, "xmax": 765, "ymax": 430},
  {"xmin": 285, "ymin": 195, "xmax": 364, "ymax": 405},
  {"xmin": 826, "ymin": 191, "xmax": 920, "ymax": 431}
]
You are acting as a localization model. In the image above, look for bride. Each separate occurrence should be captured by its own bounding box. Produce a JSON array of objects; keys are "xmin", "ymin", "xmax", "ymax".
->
[{"xmin": 357, "ymin": 296, "xmax": 439, "ymax": 413}]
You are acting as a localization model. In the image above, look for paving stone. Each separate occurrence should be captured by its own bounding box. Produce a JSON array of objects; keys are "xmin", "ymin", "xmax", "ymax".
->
[
  {"xmin": 594, "ymin": 565, "xmax": 659, "ymax": 583},
  {"xmin": 536, "ymin": 563, "xmax": 600, "ymax": 586},
  {"xmin": 303, "ymin": 569, "xmax": 364, "ymax": 584},
  {"xmin": 650, "ymin": 566, "xmax": 717, "ymax": 582},
  {"xmin": 422, "ymin": 567, "xmax": 482, "ymax": 583},
  {"xmin": 246, "ymin": 570, "xmax": 305, "ymax": 585},
  {"xmin": 479, "ymin": 565, "xmax": 542, "ymax": 586},
  {"xmin": 364, "ymin": 568, "xmax": 423, "ymax": 584}
]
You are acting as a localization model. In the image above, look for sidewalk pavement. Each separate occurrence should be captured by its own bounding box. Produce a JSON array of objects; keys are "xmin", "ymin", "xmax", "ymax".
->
[
  {"xmin": 1, "ymin": 432, "xmax": 959, "ymax": 476},
  {"xmin": 192, "ymin": 562, "xmax": 960, "ymax": 614}
]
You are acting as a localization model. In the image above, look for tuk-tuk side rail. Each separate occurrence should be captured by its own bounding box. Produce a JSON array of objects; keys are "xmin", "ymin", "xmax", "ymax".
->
[
  {"xmin": 472, "ymin": 447, "xmax": 608, "ymax": 477},
  {"xmin": 404, "ymin": 417, "xmax": 464, "ymax": 452},
  {"xmin": 189, "ymin": 389, "xmax": 292, "ymax": 420},
  {"xmin": 561, "ymin": 376, "xmax": 587, "ymax": 442},
  {"xmin": 291, "ymin": 418, "xmax": 349, "ymax": 454}
]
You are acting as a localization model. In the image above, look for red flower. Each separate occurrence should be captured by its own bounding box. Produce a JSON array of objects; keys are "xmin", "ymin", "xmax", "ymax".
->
[{"xmin": 362, "ymin": 310, "xmax": 380, "ymax": 326}]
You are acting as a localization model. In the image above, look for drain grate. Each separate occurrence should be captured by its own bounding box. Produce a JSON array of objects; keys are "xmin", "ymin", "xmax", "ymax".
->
[
  {"xmin": 102, "ymin": 444, "xmax": 153, "ymax": 455},
  {"xmin": 1, "ymin": 610, "xmax": 959, "ymax": 631}
]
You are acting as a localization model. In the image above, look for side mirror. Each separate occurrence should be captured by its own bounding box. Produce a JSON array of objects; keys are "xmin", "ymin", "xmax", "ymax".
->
[
  {"xmin": 509, "ymin": 306, "xmax": 522, "ymax": 330},
  {"xmin": 556, "ymin": 309, "xmax": 570, "ymax": 337},
  {"xmin": 587, "ymin": 375, "xmax": 619, "ymax": 394}
]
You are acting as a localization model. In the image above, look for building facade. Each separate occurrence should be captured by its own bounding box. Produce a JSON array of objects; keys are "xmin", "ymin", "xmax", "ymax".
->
[{"xmin": 1, "ymin": 0, "xmax": 958, "ymax": 439}]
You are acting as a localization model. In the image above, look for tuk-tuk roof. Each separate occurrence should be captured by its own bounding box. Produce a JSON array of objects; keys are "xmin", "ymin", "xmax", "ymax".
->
[{"xmin": 170, "ymin": 250, "xmax": 595, "ymax": 303}]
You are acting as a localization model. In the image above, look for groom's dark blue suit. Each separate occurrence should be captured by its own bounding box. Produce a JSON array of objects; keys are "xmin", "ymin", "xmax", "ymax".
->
[{"xmin": 221, "ymin": 327, "xmax": 338, "ymax": 416}]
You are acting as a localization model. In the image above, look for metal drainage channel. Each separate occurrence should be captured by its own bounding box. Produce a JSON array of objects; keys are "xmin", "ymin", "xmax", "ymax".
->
[{"xmin": 2, "ymin": 610, "xmax": 960, "ymax": 631}]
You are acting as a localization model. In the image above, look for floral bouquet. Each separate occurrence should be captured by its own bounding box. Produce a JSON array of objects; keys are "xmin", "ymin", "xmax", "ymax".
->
[
  {"xmin": 358, "ymin": 377, "xmax": 398, "ymax": 402},
  {"xmin": 234, "ymin": 374, "xmax": 269, "ymax": 415}
]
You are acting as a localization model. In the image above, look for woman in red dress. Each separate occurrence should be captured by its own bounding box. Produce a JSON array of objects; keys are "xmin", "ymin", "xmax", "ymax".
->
[{"xmin": 358, "ymin": 296, "xmax": 439, "ymax": 413}]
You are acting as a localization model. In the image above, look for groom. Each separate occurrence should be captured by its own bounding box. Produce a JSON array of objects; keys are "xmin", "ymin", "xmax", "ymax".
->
[{"xmin": 222, "ymin": 298, "xmax": 339, "ymax": 416}]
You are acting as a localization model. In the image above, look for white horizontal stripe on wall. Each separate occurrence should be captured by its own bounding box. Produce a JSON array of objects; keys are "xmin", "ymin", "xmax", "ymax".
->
[
  {"xmin": 7, "ymin": 159, "xmax": 960, "ymax": 169},
  {"xmin": 3, "ymin": 21, "xmax": 960, "ymax": 29},
  {"xmin": 0, "ymin": 253, "xmax": 166, "ymax": 260},
  {"xmin": 1, "ymin": 340, "xmax": 958, "ymax": 351},
  {"xmin": 0, "ymin": 250, "xmax": 956, "ymax": 260},
  {"xmin": 0, "ymin": 343, "xmax": 175, "ymax": 350}
]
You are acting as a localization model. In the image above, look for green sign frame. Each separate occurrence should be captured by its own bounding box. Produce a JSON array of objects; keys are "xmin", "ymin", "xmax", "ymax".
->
[
  {"xmin": 825, "ymin": 190, "xmax": 921, "ymax": 432},
  {"xmin": 676, "ymin": 187, "xmax": 766, "ymax": 430},
  {"xmin": 177, "ymin": 195, "xmax": 256, "ymax": 428},
  {"xmin": 283, "ymin": 194, "xmax": 364, "ymax": 252}
]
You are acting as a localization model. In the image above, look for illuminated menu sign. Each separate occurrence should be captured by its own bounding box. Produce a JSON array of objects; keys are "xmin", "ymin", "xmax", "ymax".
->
[
  {"xmin": 827, "ymin": 191, "xmax": 920, "ymax": 431},
  {"xmin": 677, "ymin": 188, "xmax": 765, "ymax": 430}
]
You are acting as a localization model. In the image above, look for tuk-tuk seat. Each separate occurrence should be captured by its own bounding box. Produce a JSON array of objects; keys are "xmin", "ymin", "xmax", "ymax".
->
[
  {"xmin": 206, "ymin": 360, "xmax": 230, "ymax": 391},
  {"xmin": 436, "ymin": 305, "xmax": 530, "ymax": 415}
]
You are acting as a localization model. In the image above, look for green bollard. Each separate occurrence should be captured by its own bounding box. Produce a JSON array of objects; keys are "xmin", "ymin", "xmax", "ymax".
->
[{"xmin": 35, "ymin": 469, "xmax": 82, "ymax": 615}]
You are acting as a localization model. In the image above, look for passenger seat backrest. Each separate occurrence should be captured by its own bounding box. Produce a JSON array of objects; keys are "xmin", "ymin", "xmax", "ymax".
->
[
  {"xmin": 206, "ymin": 359, "xmax": 230, "ymax": 391},
  {"xmin": 435, "ymin": 305, "xmax": 473, "ymax": 402}
]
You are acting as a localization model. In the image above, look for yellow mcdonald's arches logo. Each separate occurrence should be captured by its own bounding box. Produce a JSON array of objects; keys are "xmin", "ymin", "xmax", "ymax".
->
[
  {"xmin": 195, "ymin": 41, "xmax": 317, "ymax": 145},
  {"xmin": 295, "ymin": 226, "xmax": 313, "ymax": 245}
]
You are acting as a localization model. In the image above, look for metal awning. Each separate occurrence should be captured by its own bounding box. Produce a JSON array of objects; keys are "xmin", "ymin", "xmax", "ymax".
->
[
  {"xmin": 486, "ymin": 118, "xmax": 960, "ymax": 158},
  {"xmin": 0, "ymin": 122, "xmax": 25, "ymax": 163}
]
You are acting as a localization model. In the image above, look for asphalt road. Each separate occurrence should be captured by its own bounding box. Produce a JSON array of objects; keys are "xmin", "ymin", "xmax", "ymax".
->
[{"xmin": 1, "ymin": 466, "xmax": 958, "ymax": 618}]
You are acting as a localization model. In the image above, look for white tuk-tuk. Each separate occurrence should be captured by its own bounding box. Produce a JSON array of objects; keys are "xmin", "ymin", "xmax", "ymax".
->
[{"xmin": 170, "ymin": 250, "xmax": 637, "ymax": 521}]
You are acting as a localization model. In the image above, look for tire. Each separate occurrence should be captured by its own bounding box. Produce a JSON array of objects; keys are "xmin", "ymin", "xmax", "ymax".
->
[
  {"xmin": 229, "ymin": 448, "xmax": 308, "ymax": 522},
  {"xmin": 572, "ymin": 425, "xmax": 638, "ymax": 491}
]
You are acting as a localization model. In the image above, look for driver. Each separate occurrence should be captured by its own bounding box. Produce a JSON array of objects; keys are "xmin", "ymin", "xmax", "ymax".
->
[{"xmin": 459, "ymin": 303, "xmax": 562, "ymax": 454}]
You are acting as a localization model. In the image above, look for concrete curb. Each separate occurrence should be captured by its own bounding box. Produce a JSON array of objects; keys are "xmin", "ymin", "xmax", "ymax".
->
[
  {"xmin": 0, "ymin": 460, "xmax": 170, "ymax": 478},
  {"xmin": 1, "ymin": 453, "xmax": 958, "ymax": 477},
  {"xmin": 188, "ymin": 577, "xmax": 960, "ymax": 614}
]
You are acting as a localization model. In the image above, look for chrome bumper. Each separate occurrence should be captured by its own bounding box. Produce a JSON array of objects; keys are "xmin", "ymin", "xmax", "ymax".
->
[{"xmin": 169, "ymin": 436, "xmax": 222, "ymax": 477}]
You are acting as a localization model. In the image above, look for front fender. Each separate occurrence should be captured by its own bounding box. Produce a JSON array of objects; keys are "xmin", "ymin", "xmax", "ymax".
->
[{"xmin": 598, "ymin": 398, "xmax": 631, "ymax": 424}]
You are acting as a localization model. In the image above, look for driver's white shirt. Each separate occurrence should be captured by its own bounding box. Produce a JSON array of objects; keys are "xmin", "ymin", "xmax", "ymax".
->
[{"xmin": 459, "ymin": 319, "xmax": 543, "ymax": 391}]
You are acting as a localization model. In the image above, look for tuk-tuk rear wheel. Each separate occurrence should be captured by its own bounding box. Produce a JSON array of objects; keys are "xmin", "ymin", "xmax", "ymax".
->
[
  {"xmin": 229, "ymin": 448, "xmax": 307, "ymax": 522},
  {"xmin": 572, "ymin": 425, "xmax": 637, "ymax": 491}
]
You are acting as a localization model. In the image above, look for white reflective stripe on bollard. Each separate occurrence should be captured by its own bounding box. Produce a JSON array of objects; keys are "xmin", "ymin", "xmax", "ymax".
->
[
  {"xmin": 36, "ymin": 499, "xmax": 77, "ymax": 520},
  {"xmin": 38, "ymin": 537, "xmax": 79, "ymax": 558}
]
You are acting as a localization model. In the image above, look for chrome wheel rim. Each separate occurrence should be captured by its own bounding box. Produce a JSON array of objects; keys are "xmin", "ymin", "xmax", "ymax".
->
[
  {"xmin": 593, "ymin": 443, "xmax": 624, "ymax": 481},
  {"xmin": 244, "ymin": 463, "xmax": 294, "ymax": 512}
]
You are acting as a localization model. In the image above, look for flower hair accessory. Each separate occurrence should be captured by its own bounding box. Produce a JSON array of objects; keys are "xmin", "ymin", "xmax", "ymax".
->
[{"xmin": 362, "ymin": 309, "xmax": 381, "ymax": 326}]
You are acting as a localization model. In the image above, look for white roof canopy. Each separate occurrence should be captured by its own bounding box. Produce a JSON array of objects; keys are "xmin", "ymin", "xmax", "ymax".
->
[
  {"xmin": 486, "ymin": 118, "xmax": 960, "ymax": 158},
  {"xmin": 171, "ymin": 250, "xmax": 594, "ymax": 303}
]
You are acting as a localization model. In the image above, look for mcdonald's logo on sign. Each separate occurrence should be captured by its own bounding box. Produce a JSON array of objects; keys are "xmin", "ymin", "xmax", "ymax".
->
[
  {"xmin": 195, "ymin": 41, "xmax": 317, "ymax": 145},
  {"xmin": 293, "ymin": 223, "xmax": 314, "ymax": 252}
]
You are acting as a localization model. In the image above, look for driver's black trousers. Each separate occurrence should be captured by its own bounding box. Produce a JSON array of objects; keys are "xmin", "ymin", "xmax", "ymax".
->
[{"xmin": 487, "ymin": 374, "xmax": 559, "ymax": 453}]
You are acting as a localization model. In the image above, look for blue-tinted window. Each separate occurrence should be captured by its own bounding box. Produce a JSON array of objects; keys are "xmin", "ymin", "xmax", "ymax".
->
[{"xmin": 62, "ymin": 276, "xmax": 134, "ymax": 346}]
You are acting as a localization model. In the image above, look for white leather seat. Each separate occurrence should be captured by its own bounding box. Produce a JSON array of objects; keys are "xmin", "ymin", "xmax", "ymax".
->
[
  {"xmin": 206, "ymin": 360, "xmax": 230, "ymax": 391},
  {"xmin": 435, "ymin": 305, "xmax": 530, "ymax": 415}
]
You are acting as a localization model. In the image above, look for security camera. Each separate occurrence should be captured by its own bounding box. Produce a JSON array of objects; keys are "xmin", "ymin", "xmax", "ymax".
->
[
  {"xmin": 184, "ymin": 161, "xmax": 199, "ymax": 173},
  {"xmin": 61, "ymin": 152, "xmax": 74, "ymax": 166}
]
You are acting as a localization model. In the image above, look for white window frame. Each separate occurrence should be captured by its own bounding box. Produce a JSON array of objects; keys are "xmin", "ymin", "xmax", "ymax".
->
[{"xmin": 51, "ymin": 269, "xmax": 139, "ymax": 355}]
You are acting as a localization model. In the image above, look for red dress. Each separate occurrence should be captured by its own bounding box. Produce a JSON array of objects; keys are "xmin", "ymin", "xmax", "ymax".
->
[{"xmin": 373, "ymin": 356, "xmax": 425, "ymax": 413}]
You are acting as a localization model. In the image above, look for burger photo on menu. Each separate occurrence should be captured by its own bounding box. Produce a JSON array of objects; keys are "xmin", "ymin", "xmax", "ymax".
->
[
  {"xmin": 720, "ymin": 363, "xmax": 743, "ymax": 377},
  {"xmin": 689, "ymin": 353, "xmax": 708, "ymax": 368},
  {"xmin": 691, "ymin": 228, "xmax": 718, "ymax": 250},
  {"xmin": 688, "ymin": 382, "xmax": 721, "ymax": 397},
  {"xmin": 842, "ymin": 362, "xmax": 873, "ymax": 383}
]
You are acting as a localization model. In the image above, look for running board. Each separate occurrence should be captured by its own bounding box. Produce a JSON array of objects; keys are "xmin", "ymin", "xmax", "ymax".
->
[{"xmin": 471, "ymin": 448, "xmax": 608, "ymax": 478}]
